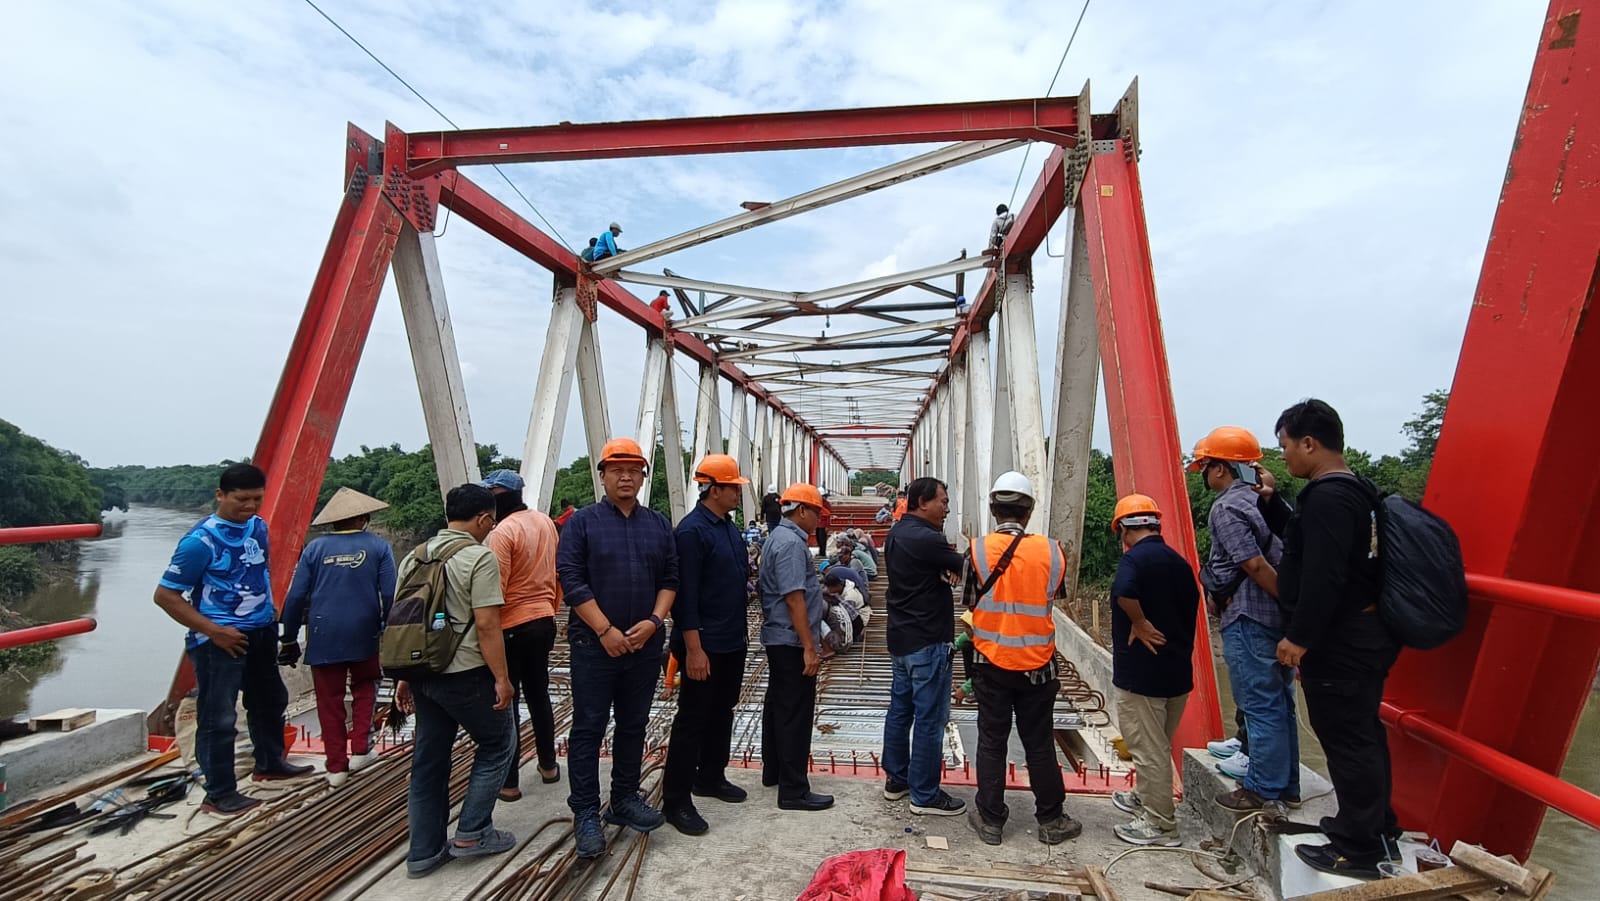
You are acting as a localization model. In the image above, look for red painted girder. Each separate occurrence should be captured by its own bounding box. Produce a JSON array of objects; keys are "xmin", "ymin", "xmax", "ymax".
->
[
  {"xmin": 1079, "ymin": 144, "xmax": 1225, "ymax": 758},
  {"xmin": 436, "ymin": 172, "xmax": 839, "ymax": 458},
  {"xmin": 152, "ymin": 171, "xmax": 404, "ymax": 735},
  {"xmin": 0, "ymin": 617, "xmax": 96, "ymax": 650},
  {"xmin": 0, "ymin": 523, "xmax": 102, "ymax": 546},
  {"xmin": 405, "ymin": 98, "xmax": 1080, "ymax": 177},
  {"xmin": 1392, "ymin": 0, "xmax": 1600, "ymax": 858}
]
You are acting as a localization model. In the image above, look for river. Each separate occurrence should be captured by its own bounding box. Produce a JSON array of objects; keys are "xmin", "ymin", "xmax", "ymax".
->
[{"xmin": 1, "ymin": 504, "xmax": 1595, "ymax": 883}]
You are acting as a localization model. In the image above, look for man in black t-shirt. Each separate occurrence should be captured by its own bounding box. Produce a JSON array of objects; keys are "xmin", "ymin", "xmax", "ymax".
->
[
  {"xmin": 1273, "ymin": 399, "xmax": 1399, "ymax": 879},
  {"xmin": 1107, "ymin": 494, "xmax": 1198, "ymax": 847}
]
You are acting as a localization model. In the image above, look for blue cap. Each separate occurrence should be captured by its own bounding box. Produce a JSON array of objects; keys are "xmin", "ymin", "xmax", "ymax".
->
[{"xmin": 481, "ymin": 469, "xmax": 525, "ymax": 492}]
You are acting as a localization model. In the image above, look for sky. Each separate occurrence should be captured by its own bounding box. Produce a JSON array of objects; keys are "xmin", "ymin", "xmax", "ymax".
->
[{"xmin": 0, "ymin": 0, "xmax": 1547, "ymax": 473}]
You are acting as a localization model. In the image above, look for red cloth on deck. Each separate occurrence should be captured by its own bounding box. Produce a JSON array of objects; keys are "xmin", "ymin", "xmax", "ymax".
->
[{"xmin": 794, "ymin": 849, "xmax": 916, "ymax": 901}]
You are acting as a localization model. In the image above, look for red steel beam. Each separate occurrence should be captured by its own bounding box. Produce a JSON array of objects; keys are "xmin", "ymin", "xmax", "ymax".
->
[
  {"xmin": 0, "ymin": 523, "xmax": 102, "ymax": 546},
  {"xmin": 1079, "ymin": 142, "xmax": 1225, "ymax": 757},
  {"xmin": 1467, "ymin": 573, "xmax": 1600, "ymax": 621},
  {"xmin": 0, "ymin": 617, "xmax": 96, "ymax": 650},
  {"xmin": 152, "ymin": 151, "xmax": 404, "ymax": 735},
  {"xmin": 437, "ymin": 172, "xmax": 842, "ymax": 460},
  {"xmin": 1390, "ymin": 0, "xmax": 1600, "ymax": 858},
  {"xmin": 405, "ymin": 98, "xmax": 1081, "ymax": 176}
]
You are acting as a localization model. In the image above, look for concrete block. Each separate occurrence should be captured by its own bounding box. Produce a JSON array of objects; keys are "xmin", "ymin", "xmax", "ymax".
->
[{"xmin": 0, "ymin": 708, "xmax": 147, "ymax": 805}]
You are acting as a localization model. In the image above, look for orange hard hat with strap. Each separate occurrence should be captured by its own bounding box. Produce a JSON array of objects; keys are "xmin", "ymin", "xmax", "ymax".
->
[
  {"xmin": 968, "ymin": 532, "xmax": 1064, "ymax": 671},
  {"xmin": 1185, "ymin": 426, "xmax": 1263, "ymax": 472},
  {"xmin": 779, "ymin": 482, "xmax": 824, "ymax": 508},
  {"xmin": 598, "ymin": 437, "xmax": 648, "ymax": 468},
  {"xmin": 1111, "ymin": 493, "xmax": 1162, "ymax": 533},
  {"xmin": 693, "ymin": 453, "xmax": 749, "ymax": 485}
]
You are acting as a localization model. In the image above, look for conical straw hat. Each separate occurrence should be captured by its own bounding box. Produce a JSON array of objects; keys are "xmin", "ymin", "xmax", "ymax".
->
[{"xmin": 311, "ymin": 487, "xmax": 389, "ymax": 526}]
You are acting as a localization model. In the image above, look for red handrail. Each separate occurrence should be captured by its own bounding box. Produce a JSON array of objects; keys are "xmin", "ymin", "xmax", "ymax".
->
[
  {"xmin": 1467, "ymin": 573, "xmax": 1600, "ymax": 621},
  {"xmin": 0, "ymin": 523, "xmax": 103, "ymax": 546},
  {"xmin": 0, "ymin": 617, "xmax": 97, "ymax": 650},
  {"xmin": 1382, "ymin": 702, "xmax": 1600, "ymax": 830}
]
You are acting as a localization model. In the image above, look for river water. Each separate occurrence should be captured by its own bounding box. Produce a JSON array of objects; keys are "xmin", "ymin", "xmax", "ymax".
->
[{"xmin": 2, "ymin": 504, "xmax": 1595, "ymax": 882}]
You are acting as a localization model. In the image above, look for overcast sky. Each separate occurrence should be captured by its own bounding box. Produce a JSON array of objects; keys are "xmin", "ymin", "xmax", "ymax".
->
[{"xmin": 1, "ymin": 0, "xmax": 1545, "ymax": 472}]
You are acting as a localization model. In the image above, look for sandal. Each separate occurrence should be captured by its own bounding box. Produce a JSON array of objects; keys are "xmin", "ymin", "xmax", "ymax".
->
[
  {"xmin": 498, "ymin": 787, "xmax": 523, "ymax": 802},
  {"xmin": 540, "ymin": 764, "xmax": 561, "ymax": 784}
]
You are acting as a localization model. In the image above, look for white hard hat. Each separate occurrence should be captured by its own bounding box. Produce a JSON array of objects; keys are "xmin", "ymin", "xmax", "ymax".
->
[{"xmin": 989, "ymin": 470, "xmax": 1035, "ymax": 504}]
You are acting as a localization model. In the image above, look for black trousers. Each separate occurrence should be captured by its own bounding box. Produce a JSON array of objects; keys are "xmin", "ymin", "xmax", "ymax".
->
[
  {"xmin": 663, "ymin": 647, "xmax": 747, "ymax": 805},
  {"xmin": 1300, "ymin": 613, "xmax": 1401, "ymax": 861},
  {"xmin": 972, "ymin": 661, "xmax": 1064, "ymax": 825},
  {"xmin": 761, "ymin": 645, "xmax": 816, "ymax": 800},
  {"xmin": 815, "ymin": 528, "xmax": 829, "ymax": 550},
  {"xmin": 503, "ymin": 617, "xmax": 558, "ymax": 787},
  {"xmin": 1236, "ymin": 706, "xmax": 1249, "ymax": 755}
]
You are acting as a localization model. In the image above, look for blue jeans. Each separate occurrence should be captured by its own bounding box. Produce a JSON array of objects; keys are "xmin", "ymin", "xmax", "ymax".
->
[
  {"xmin": 1222, "ymin": 618, "xmax": 1300, "ymax": 800},
  {"xmin": 187, "ymin": 626, "xmax": 288, "ymax": 800},
  {"xmin": 566, "ymin": 629, "xmax": 660, "ymax": 814},
  {"xmin": 882, "ymin": 642, "xmax": 952, "ymax": 806},
  {"xmin": 407, "ymin": 667, "xmax": 515, "ymax": 869}
]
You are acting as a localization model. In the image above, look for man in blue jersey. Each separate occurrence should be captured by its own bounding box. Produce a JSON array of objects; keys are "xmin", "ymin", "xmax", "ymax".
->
[{"xmin": 153, "ymin": 464, "xmax": 313, "ymax": 816}]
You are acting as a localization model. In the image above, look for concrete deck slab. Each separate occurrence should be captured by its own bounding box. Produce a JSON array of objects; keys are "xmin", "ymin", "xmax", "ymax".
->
[{"xmin": 1, "ymin": 707, "xmax": 147, "ymax": 804}]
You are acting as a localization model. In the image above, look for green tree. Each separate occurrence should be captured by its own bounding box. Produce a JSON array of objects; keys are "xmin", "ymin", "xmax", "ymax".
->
[
  {"xmin": 850, "ymin": 469, "xmax": 900, "ymax": 495},
  {"xmin": 1402, "ymin": 389, "xmax": 1450, "ymax": 466},
  {"xmin": 0, "ymin": 419, "xmax": 103, "ymax": 528}
]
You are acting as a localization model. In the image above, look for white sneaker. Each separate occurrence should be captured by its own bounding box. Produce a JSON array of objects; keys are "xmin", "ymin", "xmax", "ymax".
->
[
  {"xmin": 1111, "ymin": 790, "xmax": 1143, "ymax": 815},
  {"xmin": 1207, "ymin": 737, "xmax": 1242, "ymax": 759},
  {"xmin": 349, "ymin": 751, "xmax": 378, "ymax": 772},
  {"xmin": 326, "ymin": 770, "xmax": 348, "ymax": 787},
  {"xmin": 1216, "ymin": 751, "xmax": 1250, "ymax": 780}
]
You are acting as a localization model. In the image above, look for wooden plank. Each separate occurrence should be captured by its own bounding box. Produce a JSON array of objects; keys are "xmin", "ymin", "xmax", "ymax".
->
[
  {"xmin": 1449, "ymin": 841, "xmax": 1541, "ymax": 895},
  {"xmin": 28, "ymin": 708, "xmax": 95, "ymax": 733},
  {"xmin": 1520, "ymin": 861, "xmax": 1556, "ymax": 901},
  {"xmin": 1297, "ymin": 866, "xmax": 1495, "ymax": 900},
  {"xmin": 1084, "ymin": 866, "xmax": 1119, "ymax": 901}
]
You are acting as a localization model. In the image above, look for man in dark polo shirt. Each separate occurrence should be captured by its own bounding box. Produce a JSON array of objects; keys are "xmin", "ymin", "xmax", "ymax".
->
[
  {"xmin": 556, "ymin": 437, "xmax": 679, "ymax": 859},
  {"xmin": 663, "ymin": 455, "xmax": 753, "ymax": 836},
  {"xmin": 881, "ymin": 476, "xmax": 968, "ymax": 817}
]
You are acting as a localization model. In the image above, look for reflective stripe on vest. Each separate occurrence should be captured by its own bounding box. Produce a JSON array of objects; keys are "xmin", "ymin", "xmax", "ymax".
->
[{"xmin": 967, "ymin": 532, "xmax": 1063, "ymax": 671}]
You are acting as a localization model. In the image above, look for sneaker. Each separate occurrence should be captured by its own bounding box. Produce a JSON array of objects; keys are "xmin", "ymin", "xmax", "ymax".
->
[
  {"xmin": 1037, "ymin": 814, "xmax": 1083, "ymax": 845},
  {"xmin": 1207, "ymin": 737, "xmax": 1242, "ymax": 759},
  {"xmin": 1215, "ymin": 788, "xmax": 1268, "ymax": 812},
  {"xmin": 967, "ymin": 808, "xmax": 1003, "ymax": 846},
  {"xmin": 604, "ymin": 794, "xmax": 665, "ymax": 832},
  {"xmin": 910, "ymin": 791, "xmax": 965, "ymax": 816},
  {"xmin": 665, "ymin": 803, "xmax": 709, "ymax": 836},
  {"xmin": 1115, "ymin": 813, "xmax": 1181, "ymax": 847},
  {"xmin": 1285, "ymin": 793, "xmax": 1303, "ymax": 809},
  {"xmin": 450, "ymin": 828, "xmax": 516, "ymax": 858},
  {"xmin": 1294, "ymin": 842, "xmax": 1382, "ymax": 879},
  {"xmin": 251, "ymin": 761, "xmax": 316, "ymax": 782},
  {"xmin": 573, "ymin": 809, "xmax": 605, "ymax": 859},
  {"xmin": 1216, "ymin": 751, "xmax": 1250, "ymax": 780},
  {"xmin": 405, "ymin": 848, "xmax": 450, "ymax": 879},
  {"xmin": 882, "ymin": 780, "xmax": 909, "ymax": 801},
  {"xmin": 1111, "ymin": 790, "xmax": 1143, "ymax": 815},
  {"xmin": 325, "ymin": 770, "xmax": 348, "ymax": 788},
  {"xmin": 349, "ymin": 751, "xmax": 378, "ymax": 772},
  {"xmin": 200, "ymin": 791, "xmax": 262, "ymax": 817}
]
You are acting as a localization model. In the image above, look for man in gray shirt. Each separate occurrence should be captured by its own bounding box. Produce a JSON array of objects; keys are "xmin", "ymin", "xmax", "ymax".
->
[
  {"xmin": 759, "ymin": 483, "xmax": 831, "ymax": 811},
  {"xmin": 1187, "ymin": 427, "xmax": 1298, "ymax": 817}
]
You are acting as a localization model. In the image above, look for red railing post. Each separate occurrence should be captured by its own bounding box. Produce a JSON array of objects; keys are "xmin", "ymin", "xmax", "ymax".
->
[
  {"xmin": 0, "ymin": 618, "xmax": 97, "ymax": 650},
  {"xmin": 0, "ymin": 524, "xmax": 103, "ymax": 546}
]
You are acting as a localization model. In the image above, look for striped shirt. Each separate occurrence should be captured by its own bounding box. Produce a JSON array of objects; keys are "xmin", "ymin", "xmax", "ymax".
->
[{"xmin": 1208, "ymin": 482, "xmax": 1284, "ymax": 633}]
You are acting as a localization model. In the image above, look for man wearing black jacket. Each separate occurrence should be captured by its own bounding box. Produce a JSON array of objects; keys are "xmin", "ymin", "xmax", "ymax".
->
[{"xmin": 1272, "ymin": 399, "xmax": 1400, "ymax": 878}]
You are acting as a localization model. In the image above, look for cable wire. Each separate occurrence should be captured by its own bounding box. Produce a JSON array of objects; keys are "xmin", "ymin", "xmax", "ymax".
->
[
  {"xmin": 1008, "ymin": 0, "xmax": 1093, "ymax": 209},
  {"xmin": 300, "ymin": 0, "xmax": 573, "ymax": 250}
]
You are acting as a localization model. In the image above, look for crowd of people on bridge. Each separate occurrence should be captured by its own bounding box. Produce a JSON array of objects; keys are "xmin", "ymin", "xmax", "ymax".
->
[{"xmin": 152, "ymin": 396, "xmax": 1404, "ymax": 880}]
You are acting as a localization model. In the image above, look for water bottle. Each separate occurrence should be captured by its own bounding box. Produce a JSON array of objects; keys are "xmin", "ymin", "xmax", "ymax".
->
[{"xmin": 431, "ymin": 612, "xmax": 446, "ymax": 632}]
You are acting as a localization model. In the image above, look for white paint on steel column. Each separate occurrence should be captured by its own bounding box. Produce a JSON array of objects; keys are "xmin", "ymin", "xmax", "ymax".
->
[
  {"xmin": 991, "ymin": 309, "xmax": 1017, "ymax": 478},
  {"xmin": 755, "ymin": 403, "xmax": 772, "ymax": 493},
  {"xmin": 394, "ymin": 224, "xmax": 480, "ymax": 496},
  {"xmin": 575, "ymin": 318, "xmax": 613, "ymax": 503},
  {"xmin": 693, "ymin": 365, "xmax": 718, "ymax": 464},
  {"xmin": 659, "ymin": 357, "xmax": 688, "ymax": 522},
  {"xmin": 949, "ymin": 356, "xmax": 971, "ymax": 541},
  {"xmin": 635, "ymin": 338, "xmax": 670, "ymax": 510},
  {"xmin": 522, "ymin": 280, "xmax": 584, "ymax": 511},
  {"xmin": 967, "ymin": 329, "xmax": 996, "ymax": 536},
  {"xmin": 1002, "ymin": 270, "xmax": 1049, "ymax": 511},
  {"xmin": 729, "ymin": 385, "xmax": 755, "ymax": 524},
  {"xmin": 1046, "ymin": 210, "xmax": 1101, "ymax": 595}
]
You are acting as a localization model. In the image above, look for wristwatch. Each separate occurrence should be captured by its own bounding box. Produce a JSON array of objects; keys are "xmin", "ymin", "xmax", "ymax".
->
[{"xmin": 648, "ymin": 614, "xmax": 664, "ymax": 630}]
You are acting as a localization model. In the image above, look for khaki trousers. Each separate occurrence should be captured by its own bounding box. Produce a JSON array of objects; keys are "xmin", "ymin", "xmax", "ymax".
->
[{"xmin": 1115, "ymin": 688, "xmax": 1189, "ymax": 827}]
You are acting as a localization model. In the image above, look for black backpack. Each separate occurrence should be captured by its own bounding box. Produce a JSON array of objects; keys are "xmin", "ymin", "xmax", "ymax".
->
[{"xmin": 1331, "ymin": 475, "xmax": 1468, "ymax": 650}]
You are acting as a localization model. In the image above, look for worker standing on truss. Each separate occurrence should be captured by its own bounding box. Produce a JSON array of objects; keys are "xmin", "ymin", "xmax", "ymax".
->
[
  {"xmin": 557, "ymin": 438, "xmax": 680, "ymax": 858},
  {"xmin": 962, "ymin": 472, "xmax": 1081, "ymax": 846},
  {"xmin": 662, "ymin": 455, "xmax": 755, "ymax": 836}
]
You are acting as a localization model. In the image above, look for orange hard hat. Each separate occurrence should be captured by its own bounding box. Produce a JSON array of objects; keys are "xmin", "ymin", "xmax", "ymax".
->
[
  {"xmin": 1185, "ymin": 426, "xmax": 1263, "ymax": 472},
  {"xmin": 598, "ymin": 437, "xmax": 649, "ymax": 468},
  {"xmin": 693, "ymin": 454, "xmax": 749, "ymax": 485},
  {"xmin": 779, "ymin": 482, "xmax": 824, "ymax": 509},
  {"xmin": 1111, "ymin": 493, "xmax": 1162, "ymax": 533}
]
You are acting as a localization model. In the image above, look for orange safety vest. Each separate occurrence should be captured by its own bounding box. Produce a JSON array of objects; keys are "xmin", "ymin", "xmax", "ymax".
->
[
  {"xmin": 892, "ymin": 498, "xmax": 906, "ymax": 521},
  {"xmin": 967, "ymin": 531, "xmax": 1065, "ymax": 671}
]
